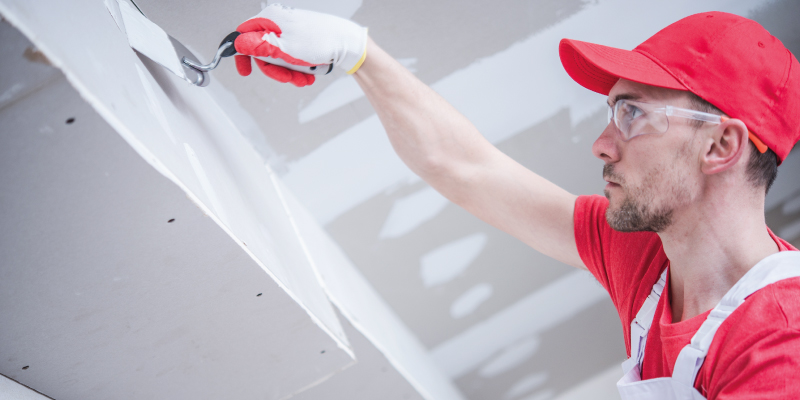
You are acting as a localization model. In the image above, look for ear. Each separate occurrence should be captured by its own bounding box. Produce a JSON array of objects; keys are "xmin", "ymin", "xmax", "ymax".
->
[{"xmin": 700, "ymin": 118, "xmax": 748, "ymax": 176}]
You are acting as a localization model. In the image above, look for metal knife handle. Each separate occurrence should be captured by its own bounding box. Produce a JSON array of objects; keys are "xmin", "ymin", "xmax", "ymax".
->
[{"xmin": 182, "ymin": 31, "xmax": 333, "ymax": 84}]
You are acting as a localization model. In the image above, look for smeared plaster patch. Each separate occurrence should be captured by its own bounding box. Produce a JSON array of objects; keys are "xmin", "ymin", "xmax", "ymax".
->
[
  {"xmin": 299, "ymin": 75, "xmax": 364, "ymax": 123},
  {"xmin": 284, "ymin": 0, "xmax": 759, "ymax": 225},
  {"xmin": 479, "ymin": 336, "xmax": 540, "ymax": 378},
  {"xmin": 521, "ymin": 389, "xmax": 555, "ymax": 400},
  {"xmin": 0, "ymin": 83, "xmax": 24, "ymax": 104},
  {"xmin": 450, "ymin": 283, "xmax": 493, "ymax": 319},
  {"xmin": 266, "ymin": 0, "xmax": 363, "ymax": 19},
  {"xmin": 379, "ymin": 186, "xmax": 450, "ymax": 238},
  {"xmin": 430, "ymin": 270, "xmax": 606, "ymax": 379},
  {"xmin": 505, "ymin": 372, "xmax": 549, "ymax": 399},
  {"xmin": 420, "ymin": 233, "xmax": 487, "ymax": 287}
]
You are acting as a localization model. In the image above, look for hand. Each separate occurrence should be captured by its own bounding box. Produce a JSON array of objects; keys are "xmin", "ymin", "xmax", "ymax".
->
[{"xmin": 233, "ymin": 4, "xmax": 368, "ymax": 87}]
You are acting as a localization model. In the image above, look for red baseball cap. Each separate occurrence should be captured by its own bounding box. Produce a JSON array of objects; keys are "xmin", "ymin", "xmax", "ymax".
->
[{"xmin": 560, "ymin": 11, "xmax": 800, "ymax": 163}]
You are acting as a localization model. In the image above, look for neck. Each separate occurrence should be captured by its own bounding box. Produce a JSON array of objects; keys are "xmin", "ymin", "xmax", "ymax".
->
[{"xmin": 658, "ymin": 188, "xmax": 778, "ymax": 323}]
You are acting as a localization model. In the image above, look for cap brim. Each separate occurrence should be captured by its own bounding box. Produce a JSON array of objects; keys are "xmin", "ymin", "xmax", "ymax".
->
[{"xmin": 559, "ymin": 39, "xmax": 687, "ymax": 95}]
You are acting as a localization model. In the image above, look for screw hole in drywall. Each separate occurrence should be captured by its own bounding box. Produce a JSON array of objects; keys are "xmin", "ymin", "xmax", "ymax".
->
[
  {"xmin": 168, "ymin": 218, "xmax": 175, "ymax": 223},
  {"xmin": 66, "ymin": 117, "xmax": 75, "ymax": 124},
  {"xmin": 22, "ymin": 366, "xmax": 29, "ymax": 370},
  {"xmin": 320, "ymin": 350, "xmax": 325, "ymax": 354},
  {"xmin": 256, "ymin": 293, "xmax": 262, "ymax": 297}
]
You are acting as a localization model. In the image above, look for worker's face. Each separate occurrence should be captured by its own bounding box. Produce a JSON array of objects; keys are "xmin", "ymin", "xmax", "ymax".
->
[{"xmin": 593, "ymin": 79, "xmax": 704, "ymax": 233}]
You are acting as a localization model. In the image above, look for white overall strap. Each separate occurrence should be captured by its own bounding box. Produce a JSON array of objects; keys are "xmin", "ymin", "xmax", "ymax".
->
[
  {"xmin": 622, "ymin": 268, "xmax": 669, "ymax": 375},
  {"xmin": 671, "ymin": 251, "xmax": 800, "ymax": 398}
]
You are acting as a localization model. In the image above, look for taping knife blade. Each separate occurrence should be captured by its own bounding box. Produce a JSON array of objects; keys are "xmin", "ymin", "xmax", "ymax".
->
[{"xmin": 116, "ymin": 0, "xmax": 211, "ymax": 86}]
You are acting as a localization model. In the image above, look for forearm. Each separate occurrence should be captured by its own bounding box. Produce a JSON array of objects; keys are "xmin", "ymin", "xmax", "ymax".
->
[
  {"xmin": 353, "ymin": 38, "xmax": 490, "ymax": 195},
  {"xmin": 353, "ymin": 38, "xmax": 583, "ymax": 268}
]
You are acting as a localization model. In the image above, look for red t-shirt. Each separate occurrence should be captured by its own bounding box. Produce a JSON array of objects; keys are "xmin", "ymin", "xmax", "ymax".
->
[{"xmin": 574, "ymin": 195, "xmax": 800, "ymax": 399}]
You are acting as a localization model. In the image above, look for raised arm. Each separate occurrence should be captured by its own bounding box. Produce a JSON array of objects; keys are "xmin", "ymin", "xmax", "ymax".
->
[
  {"xmin": 232, "ymin": 6, "xmax": 585, "ymax": 269},
  {"xmin": 353, "ymin": 39, "xmax": 585, "ymax": 269}
]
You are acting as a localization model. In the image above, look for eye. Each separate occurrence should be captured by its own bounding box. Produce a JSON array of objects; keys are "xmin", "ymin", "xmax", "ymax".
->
[{"xmin": 628, "ymin": 104, "xmax": 643, "ymax": 119}]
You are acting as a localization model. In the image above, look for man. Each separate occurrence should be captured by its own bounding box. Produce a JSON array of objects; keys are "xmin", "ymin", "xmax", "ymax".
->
[{"xmin": 233, "ymin": 6, "xmax": 800, "ymax": 399}]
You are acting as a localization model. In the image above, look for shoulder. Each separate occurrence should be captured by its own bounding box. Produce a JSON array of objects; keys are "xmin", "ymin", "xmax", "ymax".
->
[
  {"xmin": 717, "ymin": 276, "xmax": 800, "ymax": 341},
  {"xmin": 700, "ymin": 277, "xmax": 800, "ymax": 398},
  {"xmin": 764, "ymin": 276, "xmax": 800, "ymax": 328}
]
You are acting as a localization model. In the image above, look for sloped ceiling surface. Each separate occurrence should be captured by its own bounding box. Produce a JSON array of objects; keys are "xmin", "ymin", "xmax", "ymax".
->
[
  {"xmin": 0, "ymin": 0, "xmax": 477, "ymax": 396},
  {"xmin": 0, "ymin": 52, "xmax": 353, "ymax": 400}
]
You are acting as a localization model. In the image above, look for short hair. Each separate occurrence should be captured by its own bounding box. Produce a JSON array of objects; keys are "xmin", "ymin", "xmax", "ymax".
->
[{"xmin": 686, "ymin": 92, "xmax": 778, "ymax": 194}]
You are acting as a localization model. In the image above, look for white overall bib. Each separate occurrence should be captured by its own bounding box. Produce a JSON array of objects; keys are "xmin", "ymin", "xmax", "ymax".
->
[{"xmin": 617, "ymin": 251, "xmax": 800, "ymax": 400}]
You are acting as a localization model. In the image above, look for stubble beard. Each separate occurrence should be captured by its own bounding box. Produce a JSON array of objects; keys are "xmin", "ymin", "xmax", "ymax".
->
[{"xmin": 603, "ymin": 164, "xmax": 674, "ymax": 233}]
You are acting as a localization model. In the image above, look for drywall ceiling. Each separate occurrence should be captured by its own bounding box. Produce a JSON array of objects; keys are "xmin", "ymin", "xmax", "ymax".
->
[
  {"xmin": 0, "ymin": 6, "xmax": 461, "ymax": 399},
  {"xmin": 132, "ymin": 0, "xmax": 800, "ymax": 398},
  {"xmin": 0, "ymin": 56, "xmax": 353, "ymax": 399}
]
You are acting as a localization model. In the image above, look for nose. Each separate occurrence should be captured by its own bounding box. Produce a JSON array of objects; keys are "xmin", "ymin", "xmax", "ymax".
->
[{"xmin": 592, "ymin": 121, "xmax": 621, "ymax": 163}]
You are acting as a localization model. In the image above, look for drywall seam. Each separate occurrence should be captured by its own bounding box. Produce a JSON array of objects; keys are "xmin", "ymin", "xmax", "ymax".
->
[
  {"xmin": 0, "ymin": 0, "xmax": 352, "ymax": 362},
  {"xmin": 270, "ymin": 178, "xmax": 465, "ymax": 400},
  {"xmin": 268, "ymin": 166, "xmax": 355, "ymax": 359}
]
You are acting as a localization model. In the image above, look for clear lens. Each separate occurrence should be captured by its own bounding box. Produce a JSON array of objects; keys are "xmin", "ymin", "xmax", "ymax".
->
[
  {"xmin": 607, "ymin": 99, "xmax": 727, "ymax": 142},
  {"xmin": 612, "ymin": 100, "xmax": 669, "ymax": 141}
]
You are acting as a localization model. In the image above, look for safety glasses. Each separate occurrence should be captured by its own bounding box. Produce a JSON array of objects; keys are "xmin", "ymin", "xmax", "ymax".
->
[{"xmin": 606, "ymin": 99, "xmax": 730, "ymax": 141}]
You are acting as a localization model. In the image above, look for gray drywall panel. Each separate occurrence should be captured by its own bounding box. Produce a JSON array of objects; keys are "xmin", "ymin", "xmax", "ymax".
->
[
  {"xmin": 0, "ymin": 70, "xmax": 351, "ymax": 399},
  {"xmin": 0, "ymin": 8, "xmax": 465, "ymax": 400},
  {"xmin": 0, "ymin": 0, "xmax": 352, "ymax": 357}
]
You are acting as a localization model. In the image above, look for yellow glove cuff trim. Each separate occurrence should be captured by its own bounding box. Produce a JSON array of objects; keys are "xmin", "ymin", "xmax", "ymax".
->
[{"xmin": 347, "ymin": 29, "xmax": 368, "ymax": 74}]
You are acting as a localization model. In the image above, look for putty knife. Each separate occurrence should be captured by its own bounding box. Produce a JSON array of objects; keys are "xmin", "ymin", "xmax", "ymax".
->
[
  {"xmin": 112, "ymin": 0, "xmax": 331, "ymax": 87},
  {"xmin": 182, "ymin": 31, "xmax": 334, "ymax": 86}
]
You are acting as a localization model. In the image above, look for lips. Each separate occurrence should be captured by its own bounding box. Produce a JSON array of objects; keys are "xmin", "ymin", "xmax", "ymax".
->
[{"xmin": 602, "ymin": 164, "xmax": 622, "ymax": 188}]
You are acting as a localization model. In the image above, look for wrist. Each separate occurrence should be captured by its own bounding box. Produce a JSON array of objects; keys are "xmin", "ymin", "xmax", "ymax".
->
[{"xmin": 341, "ymin": 27, "xmax": 369, "ymax": 73}]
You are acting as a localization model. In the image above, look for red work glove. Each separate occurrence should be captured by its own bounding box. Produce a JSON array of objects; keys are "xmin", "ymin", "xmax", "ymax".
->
[{"xmin": 233, "ymin": 4, "xmax": 368, "ymax": 87}]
